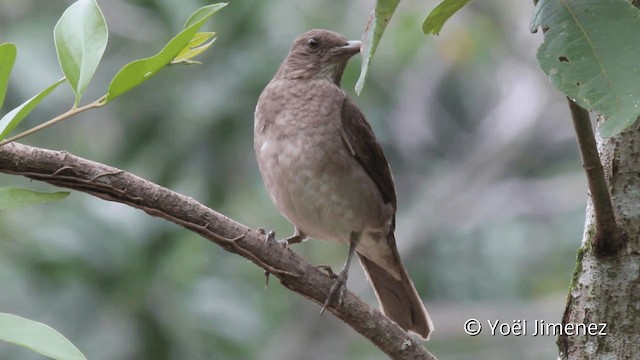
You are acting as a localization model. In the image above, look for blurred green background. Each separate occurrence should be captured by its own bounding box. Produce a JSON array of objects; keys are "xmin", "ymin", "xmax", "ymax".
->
[{"xmin": 0, "ymin": 0, "xmax": 585, "ymax": 359}]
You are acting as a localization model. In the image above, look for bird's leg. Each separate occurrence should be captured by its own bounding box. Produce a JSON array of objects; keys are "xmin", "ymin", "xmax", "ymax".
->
[
  {"xmin": 284, "ymin": 227, "xmax": 305, "ymax": 245},
  {"xmin": 321, "ymin": 231, "xmax": 361, "ymax": 315}
]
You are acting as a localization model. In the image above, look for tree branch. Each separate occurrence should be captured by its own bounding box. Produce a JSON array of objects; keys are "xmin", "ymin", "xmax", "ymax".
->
[
  {"xmin": 566, "ymin": 98, "xmax": 624, "ymax": 256},
  {"xmin": 0, "ymin": 142, "xmax": 436, "ymax": 360}
]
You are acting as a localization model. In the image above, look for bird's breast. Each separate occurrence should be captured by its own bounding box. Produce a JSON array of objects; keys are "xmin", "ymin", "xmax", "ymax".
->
[{"xmin": 254, "ymin": 81, "xmax": 390, "ymax": 243}]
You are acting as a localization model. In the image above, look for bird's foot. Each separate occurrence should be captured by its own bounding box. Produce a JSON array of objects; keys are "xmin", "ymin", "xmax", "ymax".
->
[
  {"xmin": 316, "ymin": 264, "xmax": 338, "ymax": 279},
  {"xmin": 257, "ymin": 228, "xmax": 285, "ymax": 247},
  {"xmin": 256, "ymin": 229, "xmax": 279, "ymax": 289},
  {"xmin": 266, "ymin": 230, "xmax": 278, "ymax": 245},
  {"xmin": 320, "ymin": 268, "xmax": 348, "ymax": 315},
  {"xmin": 257, "ymin": 228, "xmax": 304, "ymax": 248},
  {"xmin": 257, "ymin": 228, "xmax": 300, "ymax": 289}
]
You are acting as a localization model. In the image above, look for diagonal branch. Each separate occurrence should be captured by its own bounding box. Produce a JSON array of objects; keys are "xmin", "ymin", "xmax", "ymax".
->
[
  {"xmin": 567, "ymin": 98, "xmax": 624, "ymax": 256},
  {"xmin": 0, "ymin": 142, "xmax": 436, "ymax": 360}
]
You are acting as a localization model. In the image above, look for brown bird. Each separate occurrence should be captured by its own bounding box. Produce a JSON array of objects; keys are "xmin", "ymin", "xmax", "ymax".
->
[{"xmin": 254, "ymin": 29, "xmax": 433, "ymax": 339}]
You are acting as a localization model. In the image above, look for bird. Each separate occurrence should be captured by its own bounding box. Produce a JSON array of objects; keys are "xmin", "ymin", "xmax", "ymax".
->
[{"xmin": 253, "ymin": 29, "xmax": 433, "ymax": 339}]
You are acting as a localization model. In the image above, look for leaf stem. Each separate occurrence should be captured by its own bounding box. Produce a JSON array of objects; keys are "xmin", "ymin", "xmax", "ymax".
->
[
  {"xmin": 567, "ymin": 97, "xmax": 624, "ymax": 256},
  {"xmin": 0, "ymin": 97, "xmax": 105, "ymax": 147}
]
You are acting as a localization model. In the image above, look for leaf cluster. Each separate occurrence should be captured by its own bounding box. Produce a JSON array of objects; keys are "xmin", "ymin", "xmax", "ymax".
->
[{"xmin": 0, "ymin": 1, "xmax": 227, "ymax": 359}]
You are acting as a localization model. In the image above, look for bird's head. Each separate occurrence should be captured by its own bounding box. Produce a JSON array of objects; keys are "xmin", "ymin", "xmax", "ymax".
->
[{"xmin": 275, "ymin": 29, "xmax": 361, "ymax": 85}]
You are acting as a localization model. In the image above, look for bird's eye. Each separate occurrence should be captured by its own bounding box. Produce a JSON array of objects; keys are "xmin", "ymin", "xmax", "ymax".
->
[{"xmin": 307, "ymin": 37, "xmax": 319, "ymax": 49}]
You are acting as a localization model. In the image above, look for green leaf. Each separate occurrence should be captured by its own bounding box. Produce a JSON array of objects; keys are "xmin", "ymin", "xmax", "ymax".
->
[
  {"xmin": 184, "ymin": 4, "xmax": 226, "ymax": 29},
  {"xmin": 355, "ymin": 0, "xmax": 400, "ymax": 95},
  {"xmin": 0, "ymin": 43, "xmax": 17, "ymax": 109},
  {"xmin": 531, "ymin": 0, "xmax": 640, "ymax": 137},
  {"xmin": 0, "ymin": 313, "xmax": 85, "ymax": 360},
  {"xmin": 54, "ymin": 0, "xmax": 108, "ymax": 107},
  {"xmin": 104, "ymin": 3, "xmax": 227, "ymax": 103},
  {"xmin": 171, "ymin": 32, "xmax": 216, "ymax": 65},
  {"xmin": 422, "ymin": 0, "xmax": 474, "ymax": 36},
  {"xmin": 0, "ymin": 78, "xmax": 66, "ymax": 140},
  {"xmin": 0, "ymin": 188, "xmax": 69, "ymax": 209}
]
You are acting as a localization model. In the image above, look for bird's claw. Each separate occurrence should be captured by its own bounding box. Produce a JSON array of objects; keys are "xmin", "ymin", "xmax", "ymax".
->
[
  {"xmin": 258, "ymin": 228, "xmax": 277, "ymax": 245},
  {"xmin": 256, "ymin": 228, "xmax": 276, "ymax": 288},
  {"xmin": 320, "ymin": 269, "xmax": 348, "ymax": 315},
  {"xmin": 258, "ymin": 229, "xmax": 292, "ymax": 249},
  {"xmin": 317, "ymin": 264, "xmax": 338, "ymax": 279}
]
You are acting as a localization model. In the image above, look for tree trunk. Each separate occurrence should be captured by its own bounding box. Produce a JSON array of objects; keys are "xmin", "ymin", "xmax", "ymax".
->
[{"xmin": 559, "ymin": 120, "xmax": 640, "ymax": 359}]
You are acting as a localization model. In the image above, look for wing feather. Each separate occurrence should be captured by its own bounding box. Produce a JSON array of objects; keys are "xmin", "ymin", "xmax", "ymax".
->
[{"xmin": 340, "ymin": 97, "xmax": 397, "ymax": 210}]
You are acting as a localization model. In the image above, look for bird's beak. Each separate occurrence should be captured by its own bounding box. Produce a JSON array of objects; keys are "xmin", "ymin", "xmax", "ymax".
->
[{"xmin": 338, "ymin": 40, "xmax": 362, "ymax": 55}]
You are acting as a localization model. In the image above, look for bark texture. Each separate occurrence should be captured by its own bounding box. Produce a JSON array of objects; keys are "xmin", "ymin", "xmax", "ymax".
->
[{"xmin": 559, "ymin": 120, "xmax": 640, "ymax": 359}]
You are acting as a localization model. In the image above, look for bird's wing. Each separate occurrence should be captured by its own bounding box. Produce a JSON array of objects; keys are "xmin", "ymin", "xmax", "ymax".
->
[{"xmin": 340, "ymin": 96, "xmax": 397, "ymax": 210}]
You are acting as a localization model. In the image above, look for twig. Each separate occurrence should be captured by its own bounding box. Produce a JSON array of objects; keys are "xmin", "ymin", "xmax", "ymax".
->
[
  {"xmin": 567, "ymin": 97, "xmax": 624, "ymax": 256},
  {"xmin": 0, "ymin": 98, "xmax": 105, "ymax": 147}
]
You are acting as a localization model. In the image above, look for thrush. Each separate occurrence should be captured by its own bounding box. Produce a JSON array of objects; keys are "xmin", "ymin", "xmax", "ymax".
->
[{"xmin": 254, "ymin": 29, "xmax": 433, "ymax": 339}]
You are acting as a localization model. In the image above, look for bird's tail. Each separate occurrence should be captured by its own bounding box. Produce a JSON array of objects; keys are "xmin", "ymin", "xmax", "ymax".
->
[{"xmin": 357, "ymin": 233, "xmax": 433, "ymax": 340}]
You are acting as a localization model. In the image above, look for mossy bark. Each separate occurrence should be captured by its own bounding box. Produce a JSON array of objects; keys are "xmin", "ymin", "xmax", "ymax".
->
[{"xmin": 559, "ymin": 120, "xmax": 640, "ymax": 359}]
